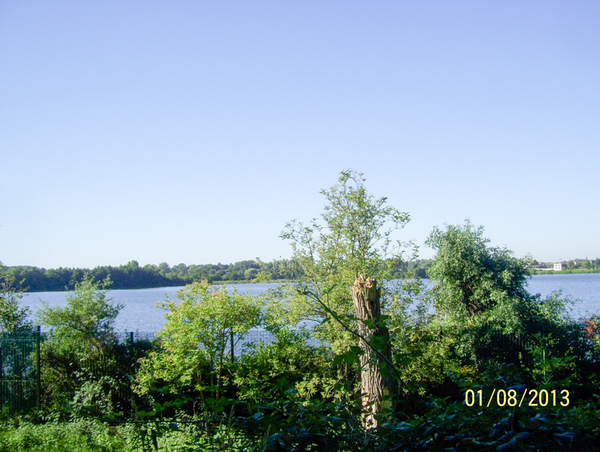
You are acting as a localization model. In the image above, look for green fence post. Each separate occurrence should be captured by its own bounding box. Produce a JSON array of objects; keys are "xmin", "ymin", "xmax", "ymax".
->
[{"xmin": 36, "ymin": 326, "xmax": 41, "ymax": 412}]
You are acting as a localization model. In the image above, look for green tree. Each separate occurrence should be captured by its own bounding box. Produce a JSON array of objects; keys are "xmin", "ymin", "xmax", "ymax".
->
[
  {"xmin": 157, "ymin": 262, "xmax": 170, "ymax": 276},
  {"xmin": 278, "ymin": 169, "xmax": 414, "ymax": 428},
  {"xmin": 426, "ymin": 221, "xmax": 531, "ymax": 323},
  {"xmin": 37, "ymin": 275, "xmax": 123, "ymax": 353},
  {"xmin": 0, "ymin": 262, "xmax": 32, "ymax": 332},
  {"xmin": 425, "ymin": 221, "xmax": 538, "ymax": 372},
  {"xmin": 135, "ymin": 282, "xmax": 261, "ymax": 400},
  {"xmin": 277, "ymin": 170, "xmax": 413, "ymax": 340},
  {"xmin": 244, "ymin": 268, "xmax": 258, "ymax": 279},
  {"xmin": 35, "ymin": 275, "xmax": 130, "ymax": 415}
]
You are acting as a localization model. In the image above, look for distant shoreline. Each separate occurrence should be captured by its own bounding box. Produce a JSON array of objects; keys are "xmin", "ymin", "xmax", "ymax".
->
[
  {"xmin": 22, "ymin": 272, "xmax": 600, "ymax": 294},
  {"xmin": 529, "ymin": 268, "xmax": 600, "ymax": 276}
]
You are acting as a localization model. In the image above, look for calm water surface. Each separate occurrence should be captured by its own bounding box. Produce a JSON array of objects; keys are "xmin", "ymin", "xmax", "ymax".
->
[
  {"xmin": 22, "ymin": 283, "xmax": 276, "ymax": 332},
  {"xmin": 21, "ymin": 274, "xmax": 600, "ymax": 332}
]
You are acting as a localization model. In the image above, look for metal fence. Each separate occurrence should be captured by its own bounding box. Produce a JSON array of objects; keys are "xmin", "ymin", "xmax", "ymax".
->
[
  {"xmin": 113, "ymin": 331, "xmax": 159, "ymax": 345},
  {"xmin": 0, "ymin": 327, "xmax": 41, "ymax": 413},
  {"xmin": 474, "ymin": 324, "xmax": 537, "ymax": 369},
  {"xmin": 0, "ymin": 329, "xmax": 161, "ymax": 414},
  {"xmin": 0, "ymin": 325, "xmax": 541, "ymax": 414}
]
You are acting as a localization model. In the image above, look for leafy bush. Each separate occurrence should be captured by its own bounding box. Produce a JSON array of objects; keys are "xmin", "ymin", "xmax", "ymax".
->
[
  {"xmin": 35, "ymin": 276, "xmax": 152, "ymax": 418},
  {"xmin": 234, "ymin": 328, "xmax": 350, "ymax": 403},
  {"xmin": 0, "ymin": 262, "xmax": 32, "ymax": 333},
  {"xmin": 135, "ymin": 282, "xmax": 262, "ymax": 409}
]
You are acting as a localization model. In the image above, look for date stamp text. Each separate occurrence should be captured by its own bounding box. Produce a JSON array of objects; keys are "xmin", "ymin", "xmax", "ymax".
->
[{"xmin": 464, "ymin": 388, "xmax": 570, "ymax": 408}]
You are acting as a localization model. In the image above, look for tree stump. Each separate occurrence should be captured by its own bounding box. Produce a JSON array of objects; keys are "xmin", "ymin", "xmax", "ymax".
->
[{"xmin": 352, "ymin": 277, "xmax": 395, "ymax": 429}]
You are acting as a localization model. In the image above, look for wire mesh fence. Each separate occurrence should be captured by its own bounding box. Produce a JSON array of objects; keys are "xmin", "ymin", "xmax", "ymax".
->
[
  {"xmin": 0, "ymin": 328, "xmax": 41, "ymax": 413},
  {"xmin": 113, "ymin": 331, "xmax": 159, "ymax": 345},
  {"xmin": 474, "ymin": 323, "xmax": 537, "ymax": 369},
  {"xmin": 0, "ymin": 324, "xmax": 542, "ymax": 414}
]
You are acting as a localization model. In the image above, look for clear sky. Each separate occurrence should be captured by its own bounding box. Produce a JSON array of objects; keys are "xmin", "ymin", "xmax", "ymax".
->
[{"xmin": 1, "ymin": 0, "xmax": 598, "ymax": 269}]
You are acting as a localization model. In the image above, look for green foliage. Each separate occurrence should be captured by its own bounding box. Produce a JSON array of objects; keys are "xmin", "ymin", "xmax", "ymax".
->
[
  {"xmin": 425, "ymin": 221, "xmax": 540, "ymax": 374},
  {"xmin": 0, "ymin": 262, "xmax": 32, "ymax": 333},
  {"xmin": 389, "ymin": 258, "xmax": 431, "ymax": 279},
  {"xmin": 278, "ymin": 169, "xmax": 414, "ymax": 352},
  {"xmin": 135, "ymin": 282, "xmax": 261, "ymax": 398},
  {"xmin": 426, "ymin": 220, "xmax": 532, "ymax": 322},
  {"xmin": 34, "ymin": 276, "xmax": 145, "ymax": 417},
  {"xmin": 7, "ymin": 263, "xmax": 188, "ymax": 293},
  {"xmin": 2, "ymin": 389, "xmax": 600, "ymax": 451},
  {"xmin": 377, "ymin": 393, "xmax": 600, "ymax": 451},
  {"xmin": 234, "ymin": 328, "xmax": 350, "ymax": 404},
  {"xmin": 36, "ymin": 275, "xmax": 123, "ymax": 354},
  {"xmin": 0, "ymin": 417, "xmax": 126, "ymax": 452},
  {"xmin": 282, "ymin": 169, "xmax": 412, "ymax": 283}
]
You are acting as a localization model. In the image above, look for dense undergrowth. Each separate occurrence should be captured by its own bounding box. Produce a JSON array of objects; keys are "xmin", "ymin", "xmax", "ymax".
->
[
  {"xmin": 2, "ymin": 312, "xmax": 600, "ymax": 452},
  {"xmin": 3, "ymin": 277, "xmax": 600, "ymax": 450}
]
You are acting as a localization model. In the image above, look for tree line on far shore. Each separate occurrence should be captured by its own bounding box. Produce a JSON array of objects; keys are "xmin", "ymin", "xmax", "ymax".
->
[
  {"xmin": 7, "ymin": 254, "xmax": 600, "ymax": 293},
  {"xmin": 3, "ymin": 259, "xmax": 432, "ymax": 292}
]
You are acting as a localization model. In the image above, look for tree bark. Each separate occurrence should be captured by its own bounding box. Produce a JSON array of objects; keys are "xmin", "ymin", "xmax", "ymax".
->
[{"xmin": 352, "ymin": 277, "xmax": 395, "ymax": 429}]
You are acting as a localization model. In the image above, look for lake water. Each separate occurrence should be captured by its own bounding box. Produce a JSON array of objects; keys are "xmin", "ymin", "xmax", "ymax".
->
[{"xmin": 20, "ymin": 274, "xmax": 600, "ymax": 333}]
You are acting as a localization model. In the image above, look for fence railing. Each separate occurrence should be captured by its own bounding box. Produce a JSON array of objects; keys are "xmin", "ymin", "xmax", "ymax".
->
[
  {"xmin": 0, "ymin": 324, "xmax": 543, "ymax": 414},
  {"xmin": 0, "ymin": 327, "xmax": 41, "ymax": 413}
]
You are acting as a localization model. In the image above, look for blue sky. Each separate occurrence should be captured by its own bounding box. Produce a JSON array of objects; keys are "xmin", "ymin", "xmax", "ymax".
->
[{"xmin": 1, "ymin": 0, "xmax": 598, "ymax": 269}]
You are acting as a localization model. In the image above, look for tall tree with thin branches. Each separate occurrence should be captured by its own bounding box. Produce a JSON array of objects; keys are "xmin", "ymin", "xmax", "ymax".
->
[{"xmin": 281, "ymin": 169, "xmax": 413, "ymax": 428}]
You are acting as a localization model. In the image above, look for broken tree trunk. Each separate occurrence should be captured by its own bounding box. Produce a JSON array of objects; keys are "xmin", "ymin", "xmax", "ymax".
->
[{"xmin": 352, "ymin": 277, "xmax": 396, "ymax": 429}]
